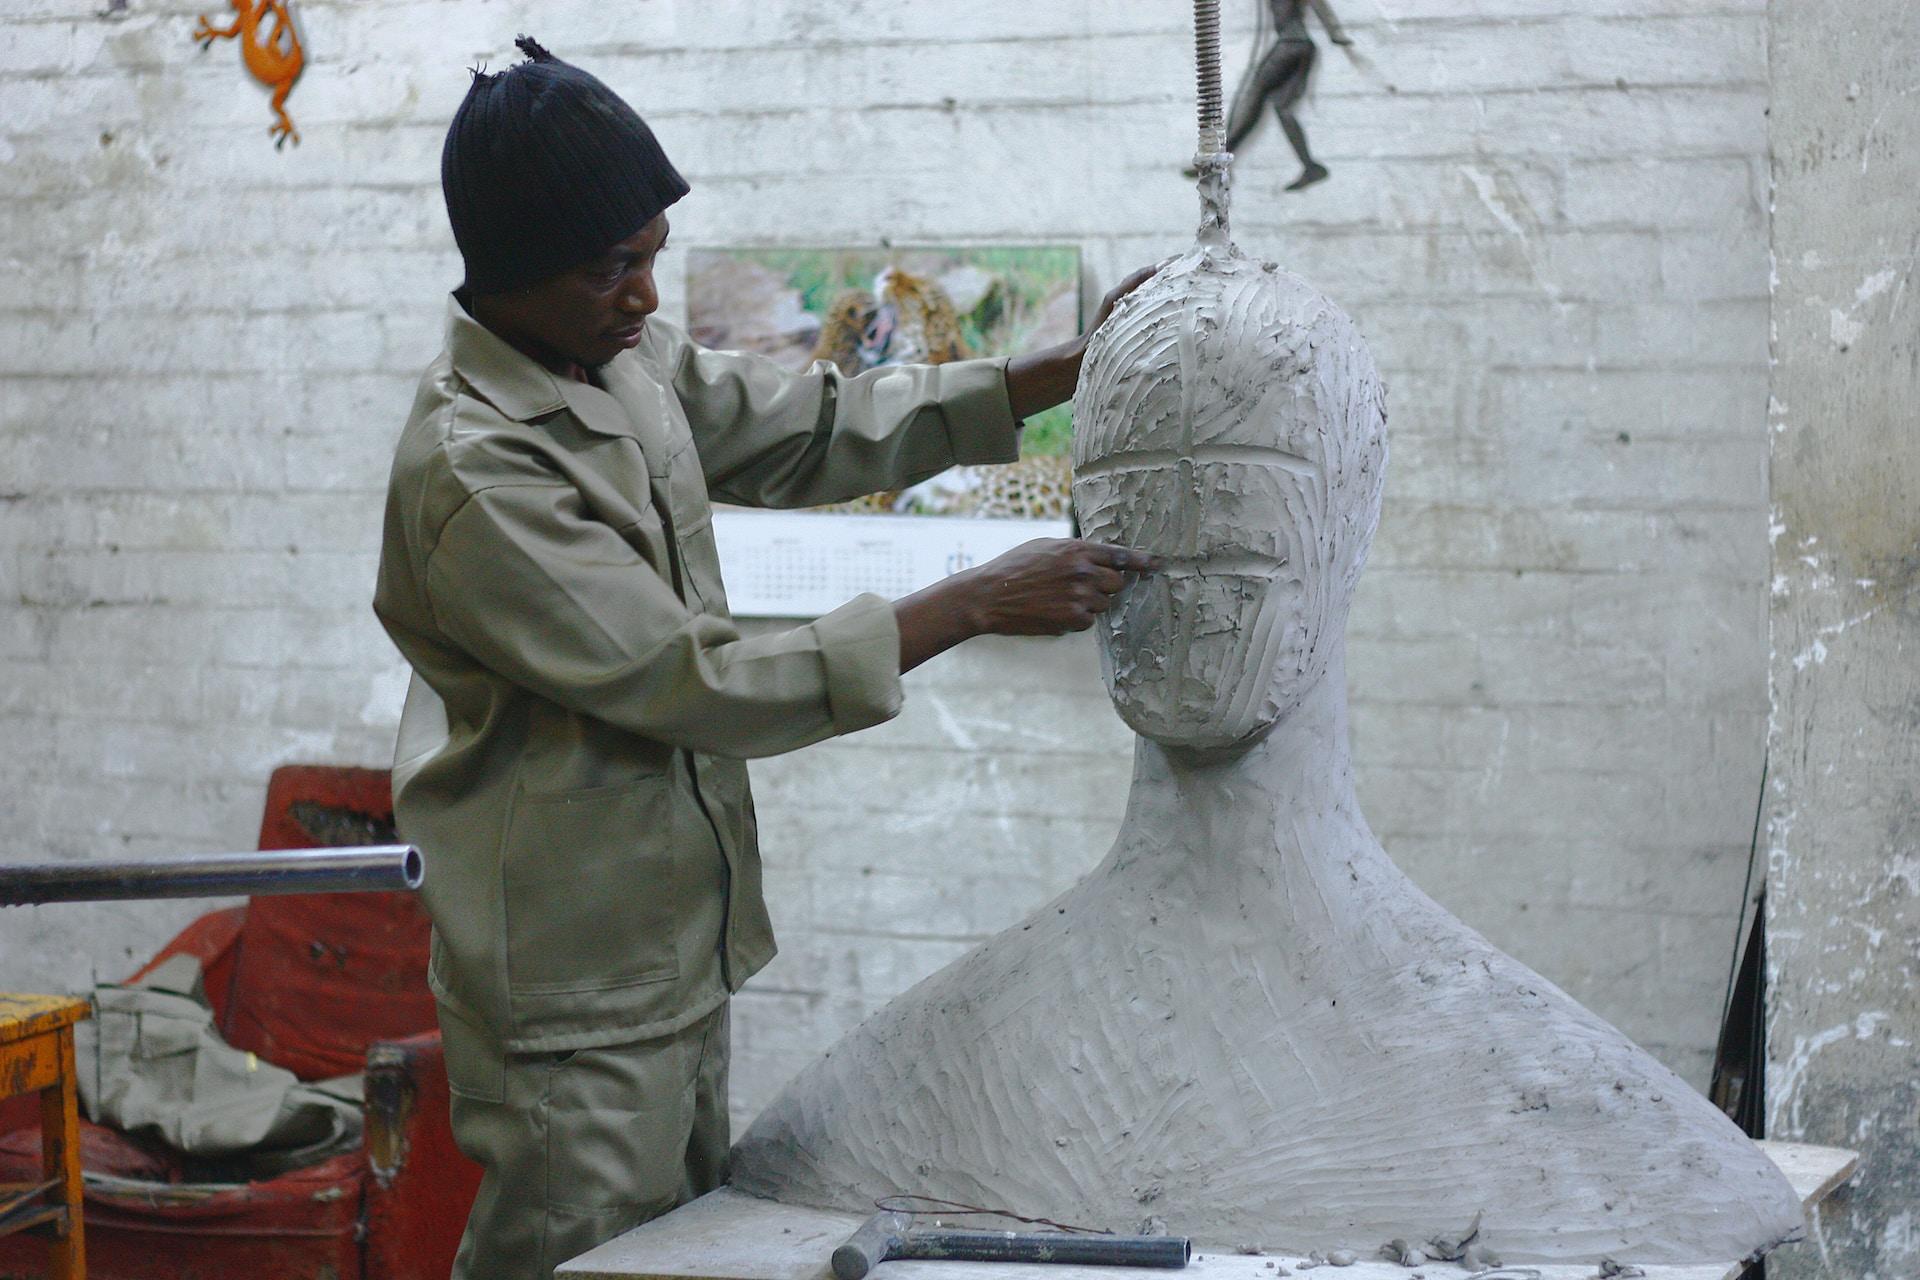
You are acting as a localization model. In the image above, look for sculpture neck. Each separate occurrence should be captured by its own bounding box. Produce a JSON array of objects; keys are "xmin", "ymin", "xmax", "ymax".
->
[
  {"xmin": 1113, "ymin": 645, "xmax": 1364, "ymax": 881},
  {"xmin": 1195, "ymin": 152, "xmax": 1234, "ymax": 253}
]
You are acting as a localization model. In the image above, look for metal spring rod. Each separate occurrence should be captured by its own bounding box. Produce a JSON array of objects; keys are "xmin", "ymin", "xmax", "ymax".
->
[
  {"xmin": 0, "ymin": 845, "xmax": 424, "ymax": 906},
  {"xmin": 1194, "ymin": 0, "xmax": 1224, "ymax": 154}
]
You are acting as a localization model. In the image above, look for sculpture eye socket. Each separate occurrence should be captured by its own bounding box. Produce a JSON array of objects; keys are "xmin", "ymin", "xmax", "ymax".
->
[{"xmin": 1156, "ymin": 553, "xmax": 1290, "ymax": 574}]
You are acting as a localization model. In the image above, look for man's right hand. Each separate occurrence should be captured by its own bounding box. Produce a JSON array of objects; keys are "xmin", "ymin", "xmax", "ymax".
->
[
  {"xmin": 893, "ymin": 538, "xmax": 1158, "ymax": 672},
  {"xmin": 963, "ymin": 538, "xmax": 1157, "ymax": 636}
]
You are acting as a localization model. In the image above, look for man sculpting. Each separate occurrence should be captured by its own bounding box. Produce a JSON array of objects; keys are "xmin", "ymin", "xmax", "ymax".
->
[{"xmin": 372, "ymin": 37, "xmax": 1152, "ymax": 1280}]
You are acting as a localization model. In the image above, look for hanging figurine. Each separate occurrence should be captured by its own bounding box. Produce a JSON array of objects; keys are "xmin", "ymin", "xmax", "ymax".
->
[
  {"xmin": 191, "ymin": 0, "xmax": 305, "ymax": 149},
  {"xmin": 1204, "ymin": 0, "xmax": 1355, "ymax": 190}
]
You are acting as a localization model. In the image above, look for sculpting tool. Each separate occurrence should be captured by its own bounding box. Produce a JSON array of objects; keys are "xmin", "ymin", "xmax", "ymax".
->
[{"xmin": 832, "ymin": 1212, "xmax": 1190, "ymax": 1280}]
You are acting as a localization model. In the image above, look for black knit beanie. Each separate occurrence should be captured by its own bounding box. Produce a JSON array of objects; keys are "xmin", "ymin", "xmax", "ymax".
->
[{"xmin": 442, "ymin": 36, "xmax": 689, "ymax": 296}]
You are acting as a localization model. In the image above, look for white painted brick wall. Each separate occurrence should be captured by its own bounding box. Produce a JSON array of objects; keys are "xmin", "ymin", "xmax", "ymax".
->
[{"xmin": 1, "ymin": 0, "xmax": 1768, "ymax": 1128}]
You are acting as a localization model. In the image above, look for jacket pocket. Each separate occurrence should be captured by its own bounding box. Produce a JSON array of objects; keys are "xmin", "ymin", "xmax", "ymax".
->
[
  {"xmin": 501, "ymin": 777, "xmax": 681, "ymax": 995},
  {"xmin": 436, "ymin": 999, "xmax": 504, "ymax": 1104},
  {"xmin": 680, "ymin": 523, "xmax": 732, "ymax": 616},
  {"xmin": 619, "ymin": 505, "xmax": 674, "ymax": 580}
]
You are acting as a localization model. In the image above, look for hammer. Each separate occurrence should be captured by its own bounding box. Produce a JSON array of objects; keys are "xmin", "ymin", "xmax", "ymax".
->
[{"xmin": 832, "ymin": 1212, "xmax": 1191, "ymax": 1280}]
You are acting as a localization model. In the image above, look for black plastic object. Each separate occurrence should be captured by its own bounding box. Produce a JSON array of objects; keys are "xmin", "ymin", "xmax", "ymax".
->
[{"xmin": 833, "ymin": 1212, "xmax": 1190, "ymax": 1280}]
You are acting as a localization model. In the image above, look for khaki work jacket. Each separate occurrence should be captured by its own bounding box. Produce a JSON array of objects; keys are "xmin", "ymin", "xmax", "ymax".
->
[{"xmin": 375, "ymin": 300, "xmax": 1020, "ymax": 1053}]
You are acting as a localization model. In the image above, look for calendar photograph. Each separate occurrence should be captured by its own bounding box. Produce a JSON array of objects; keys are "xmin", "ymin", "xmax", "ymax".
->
[{"xmin": 687, "ymin": 244, "xmax": 1082, "ymax": 521}]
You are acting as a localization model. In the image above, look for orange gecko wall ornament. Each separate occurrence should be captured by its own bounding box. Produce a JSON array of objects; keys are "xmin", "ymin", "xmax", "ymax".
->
[{"xmin": 191, "ymin": 0, "xmax": 306, "ymax": 148}]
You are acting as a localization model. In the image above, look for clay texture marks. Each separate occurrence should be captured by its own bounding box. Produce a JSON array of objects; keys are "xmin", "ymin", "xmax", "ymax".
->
[
  {"xmin": 733, "ymin": 186, "xmax": 1800, "ymax": 1272},
  {"xmin": 1072, "ymin": 248, "xmax": 1384, "ymax": 753},
  {"xmin": 732, "ymin": 717, "xmax": 1805, "ymax": 1263}
]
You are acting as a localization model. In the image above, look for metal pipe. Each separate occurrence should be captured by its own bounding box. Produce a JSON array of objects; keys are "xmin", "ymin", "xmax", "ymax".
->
[
  {"xmin": 896, "ymin": 1229, "xmax": 1191, "ymax": 1269},
  {"xmin": 0, "ymin": 845, "xmax": 424, "ymax": 906}
]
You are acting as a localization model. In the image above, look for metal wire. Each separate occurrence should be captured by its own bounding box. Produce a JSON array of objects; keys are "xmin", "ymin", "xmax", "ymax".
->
[
  {"xmin": 873, "ymin": 1194, "xmax": 1111, "ymax": 1235},
  {"xmin": 0, "ymin": 845, "xmax": 424, "ymax": 905}
]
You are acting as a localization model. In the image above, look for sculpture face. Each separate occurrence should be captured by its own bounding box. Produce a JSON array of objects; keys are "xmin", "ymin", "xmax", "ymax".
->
[{"xmin": 1073, "ymin": 252, "xmax": 1387, "ymax": 754}]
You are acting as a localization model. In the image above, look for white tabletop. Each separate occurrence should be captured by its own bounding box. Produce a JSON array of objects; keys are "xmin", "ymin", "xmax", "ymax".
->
[{"xmin": 560, "ymin": 1141, "xmax": 1856, "ymax": 1280}]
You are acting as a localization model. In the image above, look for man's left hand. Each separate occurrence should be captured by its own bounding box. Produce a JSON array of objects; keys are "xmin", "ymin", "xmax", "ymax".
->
[
  {"xmin": 1087, "ymin": 264, "xmax": 1158, "ymax": 336},
  {"xmin": 1005, "ymin": 264, "xmax": 1159, "ymax": 421}
]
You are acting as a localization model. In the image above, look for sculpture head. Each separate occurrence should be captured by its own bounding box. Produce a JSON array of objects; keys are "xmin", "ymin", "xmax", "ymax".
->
[{"xmin": 1073, "ymin": 250, "xmax": 1387, "ymax": 756}]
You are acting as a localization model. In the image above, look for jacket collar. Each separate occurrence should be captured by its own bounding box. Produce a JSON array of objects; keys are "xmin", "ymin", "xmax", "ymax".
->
[
  {"xmin": 445, "ymin": 295, "xmax": 568, "ymax": 422},
  {"xmin": 444, "ymin": 295, "xmax": 658, "ymax": 444}
]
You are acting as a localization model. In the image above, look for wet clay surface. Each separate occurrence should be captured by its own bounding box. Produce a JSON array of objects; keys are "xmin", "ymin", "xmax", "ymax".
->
[{"xmin": 732, "ymin": 148, "xmax": 1804, "ymax": 1266}]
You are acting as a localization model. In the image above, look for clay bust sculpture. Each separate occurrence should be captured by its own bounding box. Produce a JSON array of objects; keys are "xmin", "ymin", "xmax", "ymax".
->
[{"xmin": 732, "ymin": 8, "xmax": 1803, "ymax": 1265}]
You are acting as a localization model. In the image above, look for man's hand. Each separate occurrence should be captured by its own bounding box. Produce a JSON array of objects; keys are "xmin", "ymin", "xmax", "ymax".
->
[
  {"xmin": 1087, "ymin": 264, "xmax": 1159, "ymax": 336},
  {"xmin": 894, "ymin": 539, "xmax": 1158, "ymax": 672},
  {"xmin": 1003, "ymin": 265, "xmax": 1159, "ymax": 421},
  {"xmin": 963, "ymin": 538, "xmax": 1157, "ymax": 635}
]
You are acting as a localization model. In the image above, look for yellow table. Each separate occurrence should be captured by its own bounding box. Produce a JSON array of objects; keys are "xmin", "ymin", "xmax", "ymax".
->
[{"xmin": 0, "ymin": 994, "xmax": 89, "ymax": 1280}]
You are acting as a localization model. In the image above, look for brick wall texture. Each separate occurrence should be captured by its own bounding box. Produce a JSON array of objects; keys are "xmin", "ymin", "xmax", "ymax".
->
[{"xmin": 0, "ymin": 0, "xmax": 1770, "ymax": 1127}]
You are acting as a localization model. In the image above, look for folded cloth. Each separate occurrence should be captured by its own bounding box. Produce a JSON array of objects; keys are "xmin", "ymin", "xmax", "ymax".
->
[{"xmin": 75, "ymin": 953, "xmax": 363, "ymax": 1178}]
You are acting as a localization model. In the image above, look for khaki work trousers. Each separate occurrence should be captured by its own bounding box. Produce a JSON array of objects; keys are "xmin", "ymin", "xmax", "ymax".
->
[{"xmin": 441, "ymin": 1000, "xmax": 730, "ymax": 1280}]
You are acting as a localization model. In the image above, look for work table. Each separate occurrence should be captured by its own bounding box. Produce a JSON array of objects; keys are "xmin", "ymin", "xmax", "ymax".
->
[{"xmin": 559, "ymin": 1142, "xmax": 1857, "ymax": 1280}]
